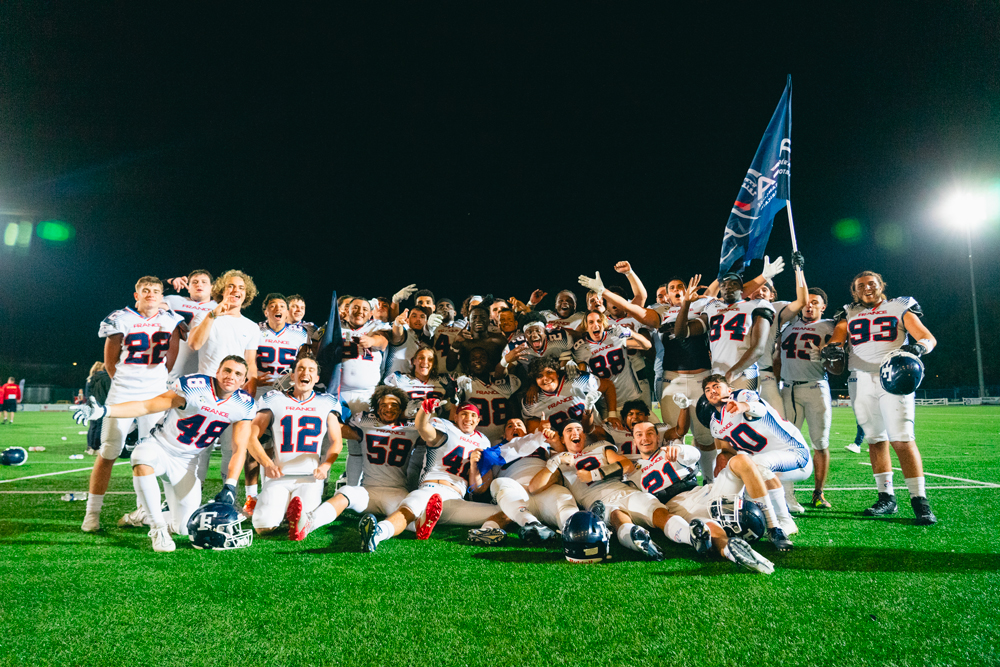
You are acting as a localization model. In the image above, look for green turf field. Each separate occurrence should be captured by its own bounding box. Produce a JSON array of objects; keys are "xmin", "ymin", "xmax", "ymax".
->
[{"xmin": 1, "ymin": 407, "xmax": 998, "ymax": 667}]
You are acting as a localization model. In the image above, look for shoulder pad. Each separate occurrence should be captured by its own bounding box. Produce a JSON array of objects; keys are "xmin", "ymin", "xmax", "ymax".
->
[{"xmin": 751, "ymin": 307, "xmax": 775, "ymax": 324}]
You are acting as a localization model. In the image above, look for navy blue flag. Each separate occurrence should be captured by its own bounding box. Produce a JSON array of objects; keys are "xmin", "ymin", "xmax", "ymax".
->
[
  {"xmin": 718, "ymin": 76, "xmax": 792, "ymax": 278},
  {"xmin": 317, "ymin": 290, "xmax": 344, "ymax": 398}
]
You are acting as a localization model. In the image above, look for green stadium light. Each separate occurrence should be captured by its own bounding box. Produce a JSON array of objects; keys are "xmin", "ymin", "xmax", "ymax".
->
[
  {"xmin": 3, "ymin": 222, "xmax": 17, "ymax": 247},
  {"xmin": 16, "ymin": 221, "xmax": 32, "ymax": 248},
  {"xmin": 36, "ymin": 220, "xmax": 75, "ymax": 243},
  {"xmin": 831, "ymin": 217, "xmax": 863, "ymax": 244}
]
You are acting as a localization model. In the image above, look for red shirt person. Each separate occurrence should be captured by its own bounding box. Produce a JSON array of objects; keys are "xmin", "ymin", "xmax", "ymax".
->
[{"xmin": 2, "ymin": 377, "xmax": 22, "ymax": 425}]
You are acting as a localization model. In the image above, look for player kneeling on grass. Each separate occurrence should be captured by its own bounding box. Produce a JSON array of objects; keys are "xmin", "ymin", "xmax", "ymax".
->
[
  {"xmin": 359, "ymin": 399, "xmax": 500, "ymax": 553},
  {"xmin": 73, "ymin": 356, "xmax": 259, "ymax": 553},
  {"xmin": 237, "ymin": 354, "xmax": 343, "ymax": 536},
  {"xmin": 528, "ymin": 421, "xmax": 711, "ymax": 562}
]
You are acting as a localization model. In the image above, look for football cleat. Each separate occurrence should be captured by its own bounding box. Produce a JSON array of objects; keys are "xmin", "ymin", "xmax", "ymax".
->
[
  {"xmin": 844, "ymin": 443, "xmax": 862, "ymax": 454},
  {"xmin": 689, "ymin": 518, "xmax": 713, "ymax": 555},
  {"xmin": 911, "ymin": 497, "xmax": 937, "ymax": 526},
  {"xmin": 728, "ymin": 537, "xmax": 774, "ymax": 574},
  {"xmin": 467, "ymin": 527, "xmax": 507, "ymax": 546},
  {"xmin": 415, "ymin": 494, "xmax": 442, "ymax": 540},
  {"xmin": 520, "ymin": 521, "xmax": 556, "ymax": 545},
  {"xmin": 812, "ymin": 491, "xmax": 832, "ymax": 508},
  {"xmin": 767, "ymin": 526, "xmax": 793, "ymax": 552},
  {"xmin": 588, "ymin": 500, "xmax": 607, "ymax": 524},
  {"xmin": 149, "ymin": 525, "xmax": 176, "ymax": 553},
  {"xmin": 786, "ymin": 494, "xmax": 806, "ymax": 514},
  {"xmin": 81, "ymin": 512, "xmax": 101, "ymax": 533},
  {"xmin": 779, "ymin": 517, "xmax": 799, "ymax": 536},
  {"xmin": 286, "ymin": 496, "xmax": 307, "ymax": 541},
  {"xmin": 117, "ymin": 506, "xmax": 150, "ymax": 528},
  {"xmin": 359, "ymin": 513, "xmax": 379, "ymax": 553},
  {"xmin": 630, "ymin": 525, "xmax": 664, "ymax": 561},
  {"xmin": 862, "ymin": 492, "xmax": 898, "ymax": 517},
  {"xmin": 242, "ymin": 496, "xmax": 257, "ymax": 518}
]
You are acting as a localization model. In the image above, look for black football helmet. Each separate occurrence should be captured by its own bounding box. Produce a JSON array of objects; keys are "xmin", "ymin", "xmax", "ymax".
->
[
  {"xmin": 187, "ymin": 502, "xmax": 253, "ymax": 550},
  {"xmin": 879, "ymin": 350, "xmax": 924, "ymax": 395},
  {"xmin": 696, "ymin": 395, "xmax": 719, "ymax": 429},
  {"xmin": 1, "ymin": 447, "xmax": 27, "ymax": 466},
  {"xmin": 562, "ymin": 511, "xmax": 611, "ymax": 564},
  {"xmin": 710, "ymin": 496, "xmax": 767, "ymax": 542}
]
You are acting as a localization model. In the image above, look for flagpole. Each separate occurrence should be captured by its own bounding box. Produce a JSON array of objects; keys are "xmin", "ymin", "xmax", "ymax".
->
[{"xmin": 785, "ymin": 200, "xmax": 799, "ymax": 252}]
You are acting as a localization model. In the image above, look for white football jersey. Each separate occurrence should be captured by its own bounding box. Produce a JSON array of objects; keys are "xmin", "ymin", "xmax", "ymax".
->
[
  {"xmin": 582, "ymin": 323, "xmax": 641, "ymax": 406},
  {"xmin": 341, "ymin": 322, "xmax": 390, "ymax": 393},
  {"xmin": 540, "ymin": 310, "xmax": 585, "ymax": 331},
  {"xmin": 149, "ymin": 374, "xmax": 256, "ymax": 457},
  {"xmin": 429, "ymin": 324, "xmax": 466, "ymax": 375},
  {"xmin": 496, "ymin": 432, "xmax": 551, "ymax": 485},
  {"xmin": 556, "ymin": 443, "xmax": 631, "ymax": 508},
  {"xmin": 190, "ymin": 312, "xmax": 261, "ymax": 376},
  {"xmin": 99, "ymin": 308, "xmax": 182, "ymax": 396},
  {"xmin": 163, "ymin": 295, "xmax": 217, "ymax": 380},
  {"xmin": 842, "ymin": 297, "xmax": 922, "ymax": 373},
  {"xmin": 700, "ymin": 299, "xmax": 775, "ymax": 377},
  {"xmin": 421, "ymin": 418, "xmax": 490, "ymax": 492},
  {"xmin": 710, "ymin": 389, "xmax": 808, "ymax": 455},
  {"xmin": 779, "ymin": 318, "xmax": 836, "ymax": 382},
  {"xmin": 257, "ymin": 389, "xmax": 341, "ymax": 475},
  {"xmin": 350, "ymin": 412, "xmax": 419, "ymax": 489},
  {"xmin": 383, "ymin": 372, "xmax": 446, "ymax": 402},
  {"xmin": 456, "ymin": 375, "xmax": 521, "ymax": 443},
  {"xmin": 521, "ymin": 373, "xmax": 600, "ymax": 431},
  {"xmin": 627, "ymin": 445, "xmax": 699, "ymax": 496},
  {"xmin": 504, "ymin": 328, "xmax": 591, "ymax": 369},
  {"xmin": 608, "ymin": 315, "xmax": 648, "ymax": 373},
  {"xmin": 384, "ymin": 327, "xmax": 433, "ymax": 377},
  {"xmin": 256, "ymin": 323, "xmax": 310, "ymax": 396}
]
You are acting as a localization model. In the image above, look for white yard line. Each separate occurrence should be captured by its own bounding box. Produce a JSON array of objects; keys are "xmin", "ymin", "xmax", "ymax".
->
[
  {"xmin": 857, "ymin": 462, "xmax": 1000, "ymax": 487},
  {"xmin": 0, "ymin": 490, "xmax": 134, "ymax": 495},
  {"xmin": 0, "ymin": 462, "xmax": 129, "ymax": 484},
  {"xmin": 797, "ymin": 485, "xmax": 999, "ymax": 491}
]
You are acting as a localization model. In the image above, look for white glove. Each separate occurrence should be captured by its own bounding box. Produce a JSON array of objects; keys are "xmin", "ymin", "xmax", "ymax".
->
[
  {"xmin": 583, "ymin": 387, "xmax": 602, "ymax": 411},
  {"xmin": 578, "ymin": 271, "xmax": 605, "ymax": 298},
  {"xmin": 672, "ymin": 393, "xmax": 693, "ymax": 410},
  {"xmin": 761, "ymin": 255, "xmax": 785, "ymax": 280},
  {"xmin": 426, "ymin": 313, "xmax": 443, "ymax": 331},
  {"xmin": 456, "ymin": 376, "xmax": 473, "ymax": 398},
  {"xmin": 392, "ymin": 284, "xmax": 418, "ymax": 304},
  {"xmin": 546, "ymin": 451, "xmax": 573, "ymax": 472},
  {"xmin": 564, "ymin": 361, "xmax": 579, "ymax": 380},
  {"xmin": 274, "ymin": 369, "xmax": 294, "ymax": 393},
  {"xmin": 73, "ymin": 397, "xmax": 107, "ymax": 425}
]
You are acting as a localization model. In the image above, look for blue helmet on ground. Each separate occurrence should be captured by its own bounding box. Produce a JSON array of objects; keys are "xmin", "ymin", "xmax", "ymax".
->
[
  {"xmin": 562, "ymin": 511, "xmax": 611, "ymax": 564},
  {"xmin": 880, "ymin": 350, "xmax": 924, "ymax": 395},
  {"xmin": 187, "ymin": 501, "xmax": 253, "ymax": 550},
  {"xmin": 710, "ymin": 496, "xmax": 766, "ymax": 542},
  {"xmin": 1, "ymin": 447, "xmax": 27, "ymax": 466}
]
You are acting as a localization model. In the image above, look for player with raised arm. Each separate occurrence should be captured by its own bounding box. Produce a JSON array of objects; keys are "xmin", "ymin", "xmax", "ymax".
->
[
  {"xmin": 703, "ymin": 374, "xmax": 812, "ymax": 537},
  {"xmin": 528, "ymin": 421, "xmax": 712, "ymax": 561},
  {"xmin": 81, "ymin": 276, "xmax": 182, "ymax": 533},
  {"xmin": 357, "ymin": 400, "xmax": 494, "ymax": 552},
  {"xmin": 429, "ymin": 299, "xmax": 465, "ymax": 375},
  {"xmin": 244, "ymin": 354, "xmax": 342, "ymax": 536},
  {"xmin": 776, "ymin": 285, "xmax": 836, "ymax": 509},
  {"xmin": 580, "ymin": 310, "xmax": 650, "ymax": 411},
  {"xmin": 520, "ymin": 357, "xmax": 620, "ymax": 434},
  {"xmin": 498, "ymin": 312, "xmax": 591, "ymax": 377},
  {"xmin": 74, "ymin": 356, "xmax": 257, "ymax": 552},
  {"xmin": 528, "ymin": 289, "xmax": 584, "ymax": 331},
  {"xmin": 448, "ymin": 304, "xmax": 507, "ymax": 373},
  {"xmin": 821, "ymin": 270, "xmax": 938, "ymax": 525},
  {"xmin": 384, "ymin": 307, "xmax": 432, "ymax": 377},
  {"xmin": 164, "ymin": 270, "xmax": 216, "ymax": 381},
  {"xmin": 453, "ymin": 347, "xmax": 521, "ymax": 443}
]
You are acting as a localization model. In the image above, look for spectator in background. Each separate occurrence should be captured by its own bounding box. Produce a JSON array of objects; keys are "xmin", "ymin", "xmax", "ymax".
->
[
  {"xmin": 84, "ymin": 363, "xmax": 111, "ymax": 455},
  {"xmin": 75, "ymin": 390, "xmax": 86, "ymax": 405},
  {"xmin": 1, "ymin": 377, "xmax": 21, "ymax": 425}
]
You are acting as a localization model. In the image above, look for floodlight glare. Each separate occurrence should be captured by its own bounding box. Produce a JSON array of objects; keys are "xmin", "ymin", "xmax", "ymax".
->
[{"xmin": 938, "ymin": 188, "xmax": 1000, "ymax": 229}]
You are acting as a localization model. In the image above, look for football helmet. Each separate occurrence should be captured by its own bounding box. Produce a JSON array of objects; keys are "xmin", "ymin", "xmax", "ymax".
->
[
  {"xmin": 696, "ymin": 395, "xmax": 719, "ymax": 429},
  {"xmin": 879, "ymin": 350, "xmax": 924, "ymax": 395},
  {"xmin": 562, "ymin": 511, "xmax": 611, "ymax": 564},
  {"xmin": 187, "ymin": 502, "xmax": 253, "ymax": 550},
  {"xmin": 1, "ymin": 446, "xmax": 27, "ymax": 466},
  {"xmin": 710, "ymin": 496, "xmax": 766, "ymax": 542}
]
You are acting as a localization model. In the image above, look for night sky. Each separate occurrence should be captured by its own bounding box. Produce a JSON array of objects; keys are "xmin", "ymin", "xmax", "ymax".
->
[{"xmin": 1, "ymin": 4, "xmax": 998, "ymax": 392}]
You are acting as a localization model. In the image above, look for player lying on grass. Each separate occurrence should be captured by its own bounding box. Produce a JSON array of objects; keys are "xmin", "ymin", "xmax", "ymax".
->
[
  {"xmin": 237, "ymin": 353, "xmax": 342, "ymax": 536},
  {"xmin": 628, "ymin": 421, "xmax": 789, "ymax": 572},
  {"xmin": 73, "ymin": 356, "xmax": 260, "ymax": 552},
  {"xmin": 358, "ymin": 399, "xmax": 506, "ymax": 553},
  {"xmin": 702, "ymin": 374, "xmax": 811, "ymax": 537},
  {"xmin": 528, "ymin": 421, "xmax": 712, "ymax": 561}
]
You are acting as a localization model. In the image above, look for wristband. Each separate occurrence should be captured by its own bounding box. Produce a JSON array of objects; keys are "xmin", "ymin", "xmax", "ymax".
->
[
  {"xmin": 545, "ymin": 457, "xmax": 561, "ymax": 473},
  {"xmin": 607, "ymin": 410, "xmax": 618, "ymax": 418},
  {"xmin": 917, "ymin": 338, "xmax": 935, "ymax": 354},
  {"xmin": 500, "ymin": 355, "xmax": 510, "ymax": 368},
  {"xmin": 208, "ymin": 311, "xmax": 218, "ymax": 319}
]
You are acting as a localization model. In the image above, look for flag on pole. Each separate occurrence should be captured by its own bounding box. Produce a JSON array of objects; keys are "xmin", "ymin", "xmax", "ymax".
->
[
  {"xmin": 317, "ymin": 290, "xmax": 344, "ymax": 399},
  {"xmin": 718, "ymin": 75, "xmax": 792, "ymax": 278}
]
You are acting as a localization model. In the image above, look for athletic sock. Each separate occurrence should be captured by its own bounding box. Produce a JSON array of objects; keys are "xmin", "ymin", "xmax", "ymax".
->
[
  {"xmin": 374, "ymin": 520, "xmax": 395, "ymax": 545},
  {"xmin": 874, "ymin": 472, "xmax": 894, "ymax": 495},
  {"xmin": 905, "ymin": 476, "xmax": 926, "ymax": 498},
  {"xmin": 781, "ymin": 480, "xmax": 797, "ymax": 506},
  {"xmin": 494, "ymin": 484, "xmax": 534, "ymax": 527},
  {"xmin": 132, "ymin": 475, "xmax": 165, "ymax": 527},
  {"xmin": 245, "ymin": 484, "xmax": 258, "ymax": 498},
  {"xmin": 311, "ymin": 502, "xmax": 338, "ymax": 529},
  {"xmin": 752, "ymin": 495, "xmax": 778, "ymax": 528},
  {"xmin": 85, "ymin": 493, "xmax": 105, "ymax": 516},
  {"xmin": 481, "ymin": 520, "xmax": 501, "ymax": 531},
  {"xmin": 768, "ymin": 488, "xmax": 792, "ymax": 522},
  {"xmin": 663, "ymin": 515, "xmax": 692, "ymax": 545},
  {"xmin": 617, "ymin": 522, "xmax": 644, "ymax": 553},
  {"xmin": 699, "ymin": 449, "xmax": 717, "ymax": 483}
]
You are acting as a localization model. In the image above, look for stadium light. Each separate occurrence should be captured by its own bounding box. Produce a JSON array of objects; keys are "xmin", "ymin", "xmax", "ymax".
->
[{"xmin": 937, "ymin": 186, "xmax": 1000, "ymax": 398}]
